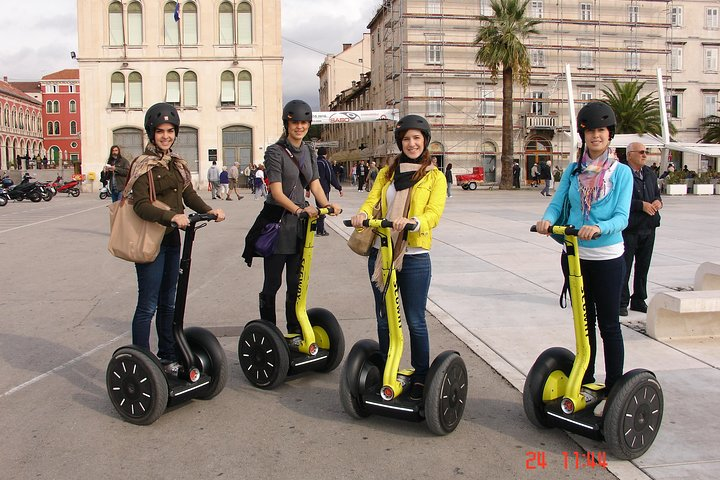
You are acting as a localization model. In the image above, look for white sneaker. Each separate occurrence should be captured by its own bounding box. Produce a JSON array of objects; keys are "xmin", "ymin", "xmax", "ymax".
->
[{"xmin": 593, "ymin": 399, "xmax": 606, "ymax": 417}]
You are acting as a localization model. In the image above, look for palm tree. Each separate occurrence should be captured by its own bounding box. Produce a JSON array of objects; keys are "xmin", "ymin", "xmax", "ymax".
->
[
  {"xmin": 474, "ymin": 0, "xmax": 540, "ymax": 189},
  {"xmin": 700, "ymin": 115, "xmax": 720, "ymax": 143},
  {"xmin": 600, "ymin": 80, "xmax": 674, "ymax": 136}
]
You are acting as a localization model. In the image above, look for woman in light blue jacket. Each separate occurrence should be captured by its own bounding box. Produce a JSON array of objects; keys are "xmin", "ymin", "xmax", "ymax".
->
[{"xmin": 536, "ymin": 103, "xmax": 632, "ymax": 404}]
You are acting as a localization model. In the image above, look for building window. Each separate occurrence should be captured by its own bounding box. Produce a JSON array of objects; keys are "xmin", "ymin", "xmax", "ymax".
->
[
  {"xmin": 53, "ymin": 100, "xmax": 60, "ymax": 113},
  {"xmin": 705, "ymin": 47, "xmax": 718, "ymax": 72},
  {"xmin": 427, "ymin": 44, "xmax": 442, "ymax": 64},
  {"xmin": 183, "ymin": 1, "xmax": 198, "ymax": 45},
  {"xmin": 110, "ymin": 72, "xmax": 126, "ymax": 107},
  {"xmin": 49, "ymin": 85, "xmax": 58, "ymax": 93},
  {"xmin": 628, "ymin": 5, "xmax": 639, "ymax": 23},
  {"xmin": 707, "ymin": 7, "xmax": 719, "ymax": 29},
  {"xmin": 626, "ymin": 51, "xmax": 640, "ymax": 71},
  {"xmin": 530, "ymin": 49, "xmax": 544, "ymax": 67},
  {"xmin": 426, "ymin": 85, "xmax": 443, "ymax": 117},
  {"xmin": 128, "ymin": 1, "xmax": 143, "ymax": 45},
  {"xmin": 184, "ymin": 71, "xmax": 198, "ymax": 107},
  {"xmin": 478, "ymin": 88, "xmax": 495, "ymax": 116},
  {"xmin": 221, "ymin": 71, "xmax": 235, "ymax": 105},
  {"xmin": 427, "ymin": 0, "xmax": 441, "ymax": 14},
  {"xmin": 669, "ymin": 6, "xmax": 683, "ymax": 27},
  {"xmin": 579, "ymin": 50, "xmax": 594, "ymax": 69},
  {"xmin": 219, "ymin": 2, "xmax": 233, "ymax": 45},
  {"xmin": 480, "ymin": 0, "xmax": 493, "ymax": 16},
  {"xmin": 704, "ymin": 93, "xmax": 718, "ymax": 117},
  {"xmin": 530, "ymin": 1, "xmax": 543, "ymax": 18},
  {"xmin": 47, "ymin": 121, "xmax": 53, "ymax": 135},
  {"xmin": 69, "ymin": 100, "xmax": 76, "ymax": 113},
  {"xmin": 46, "ymin": 101, "xmax": 53, "ymax": 113},
  {"xmin": 128, "ymin": 72, "xmax": 143, "ymax": 108},
  {"xmin": 580, "ymin": 3, "xmax": 592, "ymax": 21},
  {"xmin": 670, "ymin": 47, "xmax": 683, "ymax": 71},
  {"xmin": 166, "ymin": 71, "xmax": 181, "ymax": 105},
  {"xmin": 668, "ymin": 92, "xmax": 683, "ymax": 118},
  {"xmin": 237, "ymin": 2, "xmax": 252, "ymax": 44},
  {"xmin": 238, "ymin": 71, "xmax": 252, "ymax": 106},
  {"xmin": 70, "ymin": 121, "xmax": 77, "ymax": 135},
  {"xmin": 54, "ymin": 122, "xmax": 60, "ymax": 135},
  {"xmin": 164, "ymin": 1, "xmax": 179, "ymax": 45},
  {"xmin": 108, "ymin": 1, "xmax": 123, "ymax": 46},
  {"xmin": 531, "ymin": 91, "xmax": 544, "ymax": 115},
  {"xmin": 580, "ymin": 91, "xmax": 593, "ymax": 109},
  {"xmin": 69, "ymin": 85, "xmax": 76, "ymax": 93}
]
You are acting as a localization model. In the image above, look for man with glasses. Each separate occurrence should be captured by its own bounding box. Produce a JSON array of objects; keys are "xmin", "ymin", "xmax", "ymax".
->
[{"xmin": 620, "ymin": 142, "xmax": 663, "ymax": 316}]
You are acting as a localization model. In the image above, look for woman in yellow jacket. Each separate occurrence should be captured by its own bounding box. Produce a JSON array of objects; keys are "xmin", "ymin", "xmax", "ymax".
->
[{"xmin": 351, "ymin": 115, "xmax": 447, "ymax": 401}]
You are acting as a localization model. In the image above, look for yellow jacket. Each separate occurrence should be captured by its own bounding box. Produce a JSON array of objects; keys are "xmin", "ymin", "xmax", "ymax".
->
[{"xmin": 358, "ymin": 165, "xmax": 447, "ymax": 250}]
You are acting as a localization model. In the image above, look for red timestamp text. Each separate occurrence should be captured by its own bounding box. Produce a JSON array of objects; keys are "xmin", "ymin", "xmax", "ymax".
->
[{"xmin": 525, "ymin": 451, "xmax": 608, "ymax": 470}]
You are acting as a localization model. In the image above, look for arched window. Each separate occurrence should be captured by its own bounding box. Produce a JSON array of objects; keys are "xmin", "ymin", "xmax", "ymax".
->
[
  {"xmin": 220, "ymin": 71, "xmax": 235, "ymax": 105},
  {"xmin": 237, "ymin": 2, "xmax": 252, "ymax": 44},
  {"xmin": 183, "ymin": 1, "xmax": 198, "ymax": 45},
  {"xmin": 183, "ymin": 71, "xmax": 198, "ymax": 107},
  {"xmin": 219, "ymin": 2, "xmax": 233, "ymax": 45},
  {"xmin": 110, "ymin": 72, "xmax": 126, "ymax": 107},
  {"xmin": 18, "ymin": 113, "xmax": 24, "ymax": 130},
  {"xmin": 128, "ymin": 72, "xmax": 143, "ymax": 108},
  {"xmin": 164, "ymin": 2, "xmax": 179, "ymax": 45},
  {"xmin": 70, "ymin": 121, "xmax": 77, "ymax": 135},
  {"xmin": 128, "ymin": 1, "xmax": 143, "ymax": 45},
  {"xmin": 69, "ymin": 100, "xmax": 76, "ymax": 113},
  {"xmin": 45, "ymin": 101, "xmax": 52, "ymax": 113},
  {"xmin": 166, "ymin": 71, "xmax": 181, "ymax": 105},
  {"xmin": 54, "ymin": 122, "xmax": 60, "ymax": 135},
  {"xmin": 109, "ymin": 1, "xmax": 124, "ymax": 46},
  {"xmin": 53, "ymin": 100, "xmax": 60, "ymax": 113},
  {"xmin": 47, "ymin": 122, "xmax": 53, "ymax": 135},
  {"xmin": 238, "ymin": 70, "xmax": 252, "ymax": 106}
]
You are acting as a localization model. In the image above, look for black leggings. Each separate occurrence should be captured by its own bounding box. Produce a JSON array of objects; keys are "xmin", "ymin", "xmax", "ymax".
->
[{"xmin": 262, "ymin": 252, "xmax": 302, "ymax": 330}]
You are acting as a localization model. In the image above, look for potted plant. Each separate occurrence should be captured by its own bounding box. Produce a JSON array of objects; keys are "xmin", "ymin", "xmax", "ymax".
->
[
  {"xmin": 663, "ymin": 171, "xmax": 687, "ymax": 195},
  {"xmin": 693, "ymin": 171, "xmax": 715, "ymax": 195}
]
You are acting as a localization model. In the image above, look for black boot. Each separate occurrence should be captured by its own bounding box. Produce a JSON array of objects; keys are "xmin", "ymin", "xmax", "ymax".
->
[
  {"xmin": 285, "ymin": 292, "xmax": 301, "ymax": 334},
  {"xmin": 259, "ymin": 292, "xmax": 276, "ymax": 325}
]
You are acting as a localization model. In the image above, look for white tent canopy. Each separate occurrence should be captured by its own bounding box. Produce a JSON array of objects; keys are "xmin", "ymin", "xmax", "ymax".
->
[{"xmin": 667, "ymin": 142, "xmax": 720, "ymax": 157}]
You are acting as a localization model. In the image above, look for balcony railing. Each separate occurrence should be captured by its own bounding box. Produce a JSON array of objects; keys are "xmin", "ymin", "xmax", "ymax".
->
[{"xmin": 525, "ymin": 114, "xmax": 557, "ymax": 130}]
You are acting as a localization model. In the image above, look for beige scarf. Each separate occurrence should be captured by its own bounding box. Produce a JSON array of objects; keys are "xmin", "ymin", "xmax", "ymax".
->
[
  {"xmin": 371, "ymin": 162, "xmax": 423, "ymax": 289},
  {"xmin": 124, "ymin": 143, "xmax": 192, "ymax": 196}
]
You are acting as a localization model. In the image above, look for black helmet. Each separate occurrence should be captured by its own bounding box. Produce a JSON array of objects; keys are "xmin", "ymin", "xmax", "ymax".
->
[
  {"xmin": 144, "ymin": 102, "xmax": 180, "ymax": 140},
  {"xmin": 577, "ymin": 102, "xmax": 616, "ymax": 138},
  {"xmin": 317, "ymin": 146, "xmax": 327, "ymax": 156},
  {"xmin": 394, "ymin": 114, "xmax": 431, "ymax": 150},
  {"xmin": 282, "ymin": 100, "xmax": 313, "ymax": 129}
]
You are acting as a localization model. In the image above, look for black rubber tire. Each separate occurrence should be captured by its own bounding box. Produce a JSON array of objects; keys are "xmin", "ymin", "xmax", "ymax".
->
[
  {"xmin": 185, "ymin": 326, "xmax": 228, "ymax": 400},
  {"xmin": 307, "ymin": 307, "xmax": 345, "ymax": 373},
  {"xmin": 425, "ymin": 351, "xmax": 468, "ymax": 435},
  {"xmin": 523, "ymin": 347, "xmax": 575, "ymax": 428},
  {"xmin": 42, "ymin": 190, "xmax": 52, "ymax": 201},
  {"xmin": 238, "ymin": 320, "xmax": 290, "ymax": 389},
  {"xmin": 339, "ymin": 339, "xmax": 382, "ymax": 419},
  {"xmin": 461, "ymin": 184, "xmax": 469, "ymax": 190},
  {"xmin": 70, "ymin": 188, "xmax": 80, "ymax": 197},
  {"xmin": 106, "ymin": 347, "xmax": 168, "ymax": 425},
  {"xmin": 468, "ymin": 182, "xmax": 477, "ymax": 190},
  {"xmin": 0, "ymin": 195, "xmax": 7, "ymax": 207},
  {"xmin": 99, "ymin": 192, "xmax": 109, "ymax": 200},
  {"xmin": 603, "ymin": 369, "xmax": 663, "ymax": 460},
  {"xmin": 29, "ymin": 191, "xmax": 42, "ymax": 202}
]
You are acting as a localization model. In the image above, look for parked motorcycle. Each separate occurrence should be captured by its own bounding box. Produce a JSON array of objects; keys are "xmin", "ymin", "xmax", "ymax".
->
[
  {"xmin": 0, "ymin": 187, "xmax": 8, "ymax": 206},
  {"xmin": 51, "ymin": 176, "xmax": 81, "ymax": 197},
  {"xmin": 6, "ymin": 180, "xmax": 43, "ymax": 202}
]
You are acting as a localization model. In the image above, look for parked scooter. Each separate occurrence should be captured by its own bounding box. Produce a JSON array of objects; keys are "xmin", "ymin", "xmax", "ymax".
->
[
  {"xmin": 99, "ymin": 184, "xmax": 110, "ymax": 200},
  {"xmin": 0, "ymin": 187, "xmax": 8, "ymax": 206},
  {"xmin": 6, "ymin": 175, "xmax": 43, "ymax": 202},
  {"xmin": 51, "ymin": 176, "xmax": 81, "ymax": 197}
]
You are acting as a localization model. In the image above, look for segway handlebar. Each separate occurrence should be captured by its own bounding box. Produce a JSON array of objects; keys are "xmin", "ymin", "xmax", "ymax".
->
[
  {"xmin": 298, "ymin": 206, "xmax": 341, "ymax": 219},
  {"xmin": 343, "ymin": 219, "xmax": 417, "ymax": 232},
  {"xmin": 171, "ymin": 213, "xmax": 217, "ymax": 228},
  {"xmin": 530, "ymin": 224, "xmax": 600, "ymax": 239}
]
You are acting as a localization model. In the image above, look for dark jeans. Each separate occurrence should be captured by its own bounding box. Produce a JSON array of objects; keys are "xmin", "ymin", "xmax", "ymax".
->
[
  {"xmin": 621, "ymin": 230, "xmax": 656, "ymax": 308},
  {"xmin": 541, "ymin": 178, "xmax": 551, "ymax": 195},
  {"xmin": 368, "ymin": 249, "xmax": 431, "ymax": 380},
  {"xmin": 577, "ymin": 255, "xmax": 626, "ymax": 390},
  {"xmin": 262, "ymin": 252, "xmax": 303, "ymax": 332},
  {"xmin": 132, "ymin": 243, "xmax": 181, "ymax": 361},
  {"xmin": 111, "ymin": 189, "xmax": 122, "ymax": 202}
]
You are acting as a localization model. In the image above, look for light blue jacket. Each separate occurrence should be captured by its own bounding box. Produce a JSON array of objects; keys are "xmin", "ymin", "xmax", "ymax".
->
[{"xmin": 542, "ymin": 161, "xmax": 633, "ymax": 249}]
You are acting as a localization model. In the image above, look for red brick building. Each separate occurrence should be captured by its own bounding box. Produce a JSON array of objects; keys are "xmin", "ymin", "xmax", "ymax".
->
[
  {"xmin": 0, "ymin": 78, "xmax": 43, "ymax": 171},
  {"xmin": 40, "ymin": 69, "xmax": 81, "ymax": 169}
]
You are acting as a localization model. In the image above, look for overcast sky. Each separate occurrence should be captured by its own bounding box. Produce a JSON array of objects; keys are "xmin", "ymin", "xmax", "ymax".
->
[{"xmin": 0, "ymin": 0, "xmax": 379, "ymax": 110}]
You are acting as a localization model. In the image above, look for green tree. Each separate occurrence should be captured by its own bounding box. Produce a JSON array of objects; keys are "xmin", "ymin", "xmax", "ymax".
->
[
  {"xmin": 474, "ymin": 0, "xmax": 540, "ymax": 189},
  {"xmin": 700, "ymin": 116, "xmax": 720, "ymax": 143},
  {"xmin": 600, "ymin": 80, "xmax": 674, "ymax": 136}
]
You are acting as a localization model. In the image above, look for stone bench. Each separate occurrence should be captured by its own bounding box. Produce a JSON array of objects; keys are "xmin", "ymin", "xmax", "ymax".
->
[
  {"xmin": 694, "ymin": 261, "xmax": 720, "ymax": 291},
  {"xmin": 647, "ymin": 290, "xmax": 720, "ymax": 340}
]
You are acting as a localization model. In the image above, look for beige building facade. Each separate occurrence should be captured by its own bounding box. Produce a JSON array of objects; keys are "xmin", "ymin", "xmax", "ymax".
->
[
  {"xmin": 77, "ymin": 0, "xmax": 283, "ymax": 187},
  {"xmin": 317, "ymin": 35, "xmax": 372, "ymax": 111}
]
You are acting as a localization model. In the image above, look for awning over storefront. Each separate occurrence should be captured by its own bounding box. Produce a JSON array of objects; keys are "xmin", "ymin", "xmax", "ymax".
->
[
  {"xmin": 667, "ymin": 143, "xmax": 720, "ymax": 157},
  {"xmin": 610, "ymin": 133, "xmax": 665, "ymax": 148}
]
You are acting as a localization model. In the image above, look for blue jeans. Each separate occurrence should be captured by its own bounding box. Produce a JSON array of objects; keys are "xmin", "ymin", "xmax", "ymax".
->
[
  {"xmin": 111, "ymin": 190, "xmax": 122, "ymax": 202},
  {"xmin": 132, "ymin": 243, "xmax": 181, "ymax": 361},
  {"xmin": 368, "ymin": 249, "xmax": 431, "ymax": 380}
]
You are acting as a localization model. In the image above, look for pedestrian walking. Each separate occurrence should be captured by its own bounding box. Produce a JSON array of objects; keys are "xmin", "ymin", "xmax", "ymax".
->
[
  {"xmin": 314, "ymin": 147, "xmax": 343, "ymax": 236},
  {"xmin": 207, "ymin": 160, "xmax": 221, "ymax": 199},
  {"xmin": 229, "ymin": 161, "xmax": 244, "ymax": 200},
  {"xmin": 540, "ymin": 160, "xmax": 552, "ymax": 196},
  {"xmin": 104, "ymin": 145, "xmax": 130, "ymax": 202},
  {"xmin": 445, "ymin": 162, "xmax": 454, "ymax": 197},
  {"xmin": 254, "ymin": 165, "xmax": 266, "ymax": 199},
  {"xmin": 512, "ymin": 160, "xmax": 521, "ymax": 189},
  {"xmin": 219, "ymin": 166, "xmax": 230, "ymax": 200}
]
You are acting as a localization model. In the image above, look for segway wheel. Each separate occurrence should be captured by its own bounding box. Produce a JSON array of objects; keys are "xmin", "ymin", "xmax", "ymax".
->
[
  {"xmin": 425, "ymin": 351, "xmax": 468, "ymax": 435},
  {"xmin": 339, "ymin": 339, "xmax": 382, "ymax": 419},
  {"xmin": 603, "ymin": 370, "xmax": 663, "ymax": 460},
  {"xmin": 523, "ymin": 347, "xmax": 575, "ymax": 428},
  {"xmin": 238, "ymin": 321, "xmax": 290, "ymax": 389},
  {"xmin": 185, "ymin": 326, "xmax": 228, "ymax": 400},
  {"xmin": 70, "ymin": 188, "xmax": 80, "ymax": 197},
  {"xmin": 0, "ymin": 195, "xmax": 7, "ymax": 207},
  {"xmin": 307, "ymin": 307, "xmax": 345, "ymax": 372},
  {"xmin": 106, "ymin": 347, "xmax": 168, "ymax": 425}
]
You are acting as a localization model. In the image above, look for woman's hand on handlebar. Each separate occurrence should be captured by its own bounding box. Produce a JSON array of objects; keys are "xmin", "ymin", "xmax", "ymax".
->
[
  {"xmin": 535, "ymin": 220, "xmax": 551, "ymax": 235},
  {"xmin": 326, "ymin": 203, "xmax": 342, "ymax": 216},
  {"xmin": 171, "ymin": 213, "xmax": 190, "ymax": 229},
  {"xmin": 208, "ymin": 208, "xmax": 226, "ymax": 222},
  {"xmin": 392, "ymin": 217, "xmax": 415, "ymax": 232},
  {"xmin": 350, "ymin": 212, "xmax": 368, "ymax": 228},
  {"xmin": 299, "ymin": 205, "xmax": 318, "ymax": 218},
  {"xmin": 578, "ymin": 225, "xmax": 600, "ymax": 240}
]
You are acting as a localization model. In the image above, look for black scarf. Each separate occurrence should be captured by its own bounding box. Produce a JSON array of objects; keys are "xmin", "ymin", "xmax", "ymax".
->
[{"xmin": 393, "ymin": 153, "xmax": 422, "ymax": 191}]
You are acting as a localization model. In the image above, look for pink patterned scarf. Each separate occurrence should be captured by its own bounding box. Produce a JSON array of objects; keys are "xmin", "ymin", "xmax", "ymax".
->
[{"xmin": 577, "ymin": 147, "xmax": 617, "ymax": 219}]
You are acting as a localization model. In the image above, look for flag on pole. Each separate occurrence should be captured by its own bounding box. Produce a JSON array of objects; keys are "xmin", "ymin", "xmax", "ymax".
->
[{"xmin": 174, "ymin": 2, "xmax": 181, "ymax": 22}]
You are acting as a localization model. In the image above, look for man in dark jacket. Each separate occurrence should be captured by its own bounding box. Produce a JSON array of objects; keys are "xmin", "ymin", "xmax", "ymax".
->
[
  {"xmin": 314, "ymin": 147, "xmax": 343, "ymax": 235},
  {"xmin": 620, "ymin": 142, "xmax": 663, "ymax": 316},
  {"xmin": 105, "ymin": 145, "xmax": 130, "ymax": 202}
]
